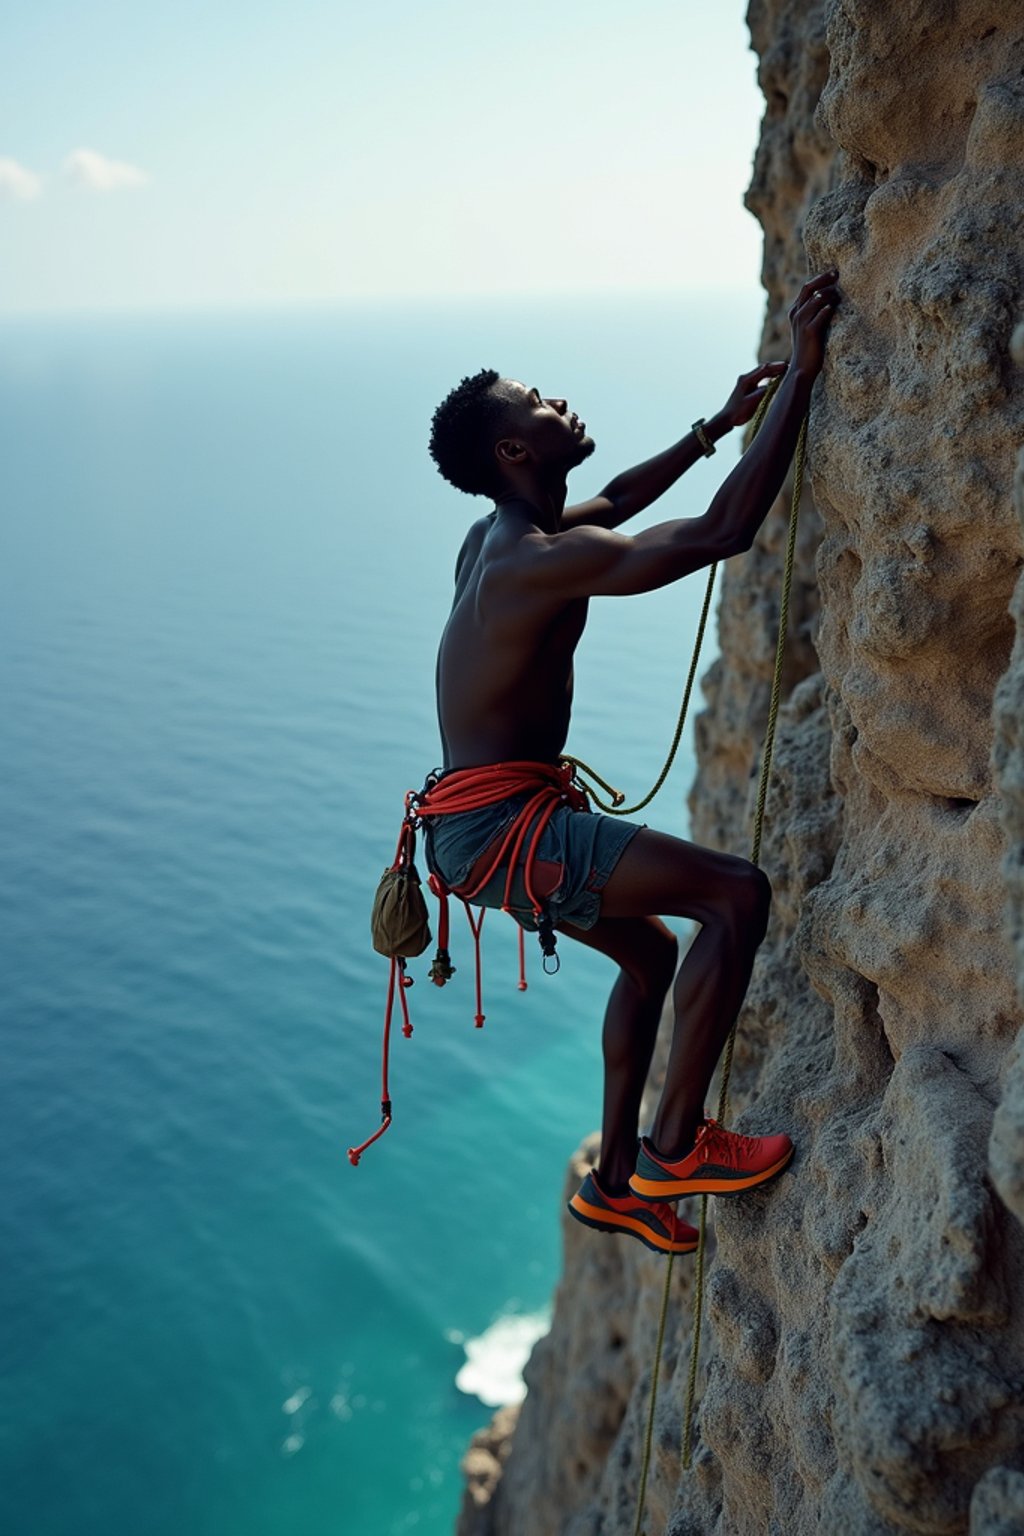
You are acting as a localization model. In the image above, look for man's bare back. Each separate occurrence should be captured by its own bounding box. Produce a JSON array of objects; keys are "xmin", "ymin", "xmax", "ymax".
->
[{"xmin": 437, "ymin": 508, "xmax": 589, "ymax": 768}]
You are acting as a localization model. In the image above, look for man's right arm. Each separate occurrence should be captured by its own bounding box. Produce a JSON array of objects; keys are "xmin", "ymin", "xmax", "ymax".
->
[
  {"xmin": 500, "ymin": 365, "xmax": 810, "ymax": 599},
  {"xmin": 510, "ymin": 369, "xmax": 811, "ymax": 600},
  {"xmin": 504, "ymin": 511, "xmax": 736, "ymax": 601},
  {"xmin": 499, "ymin": 272, "xmax": 839, "ymax": 603}
]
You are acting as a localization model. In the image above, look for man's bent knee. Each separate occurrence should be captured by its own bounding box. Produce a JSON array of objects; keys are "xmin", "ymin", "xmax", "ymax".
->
[
  {"xmin": 746, "ymin": 864, "xmax": 773, "ymax": 934},
  {"xmin": 649, "ymin": 928, "xmax": 680, "ymax": 996},
  {"xmin": 622, "ymin": 927, "xmax": 678, "ymax": 1002},
  {"xmin": 725, "ymin": 862, "xmax": 772, "ymax": 939}
]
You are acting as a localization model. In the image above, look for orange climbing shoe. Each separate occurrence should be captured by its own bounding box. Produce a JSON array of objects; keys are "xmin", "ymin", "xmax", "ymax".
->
[
  {"xmin": 629, "ymin": 1118, "xmax": 794, "ymax": 1202},
  {"xmin": 567, "ymin": 1170, "xmax": 700, "ymax": 1256}
]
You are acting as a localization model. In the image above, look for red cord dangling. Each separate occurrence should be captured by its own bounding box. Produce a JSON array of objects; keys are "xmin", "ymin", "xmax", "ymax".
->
[
  {"xmin": 462, "ymin": 900, "xmax": 487, "ymax": 1027},
  {"xmin": 397, "ymin": 957, "xmax": 413, "ymax": 1037},
  {"xmin": 348, "ymin": 954, "xmax": 400, "ymax": 1165}
]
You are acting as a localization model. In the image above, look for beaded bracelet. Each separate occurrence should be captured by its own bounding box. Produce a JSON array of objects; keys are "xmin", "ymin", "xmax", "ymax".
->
[{"xmin": 692, "ymin": 418, "xmax": 716, "ymax": 457}]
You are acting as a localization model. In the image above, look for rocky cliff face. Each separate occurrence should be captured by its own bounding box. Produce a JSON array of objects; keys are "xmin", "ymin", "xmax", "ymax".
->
[{"xmin": 458, "ymin": 3, "xmax": 1024, "ymax": 1532}]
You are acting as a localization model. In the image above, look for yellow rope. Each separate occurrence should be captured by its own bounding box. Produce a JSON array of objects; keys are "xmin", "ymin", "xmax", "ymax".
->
[
  {"xmin": 566, "ymin": 559, "xmax": 718, "ymax": 816},
  {"xmin": 629, "ymin": 379, "xmax": 808, "ymax": 1529},
  {"xmin": 630, "ymin": 1252, "xmax": 675, "ymax": 1536},
  {"xmin": 680, "ymin": 406, "xmax": 808, "ymax": 1471},
  {"xmin": 567, "ymin": 380, "xmax": 781, "ymax": 819}
]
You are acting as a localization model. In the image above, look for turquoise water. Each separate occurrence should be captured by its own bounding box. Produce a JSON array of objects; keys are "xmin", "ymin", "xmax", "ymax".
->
[{"xmin": 0, "ymin": 291, "xmax": 762, "ymax": 1536}]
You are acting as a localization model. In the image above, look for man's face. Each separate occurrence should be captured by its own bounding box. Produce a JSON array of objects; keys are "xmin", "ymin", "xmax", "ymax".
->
[{"xmin": 499, "ymin": 379, "xmax": 596, "ymax": 471}]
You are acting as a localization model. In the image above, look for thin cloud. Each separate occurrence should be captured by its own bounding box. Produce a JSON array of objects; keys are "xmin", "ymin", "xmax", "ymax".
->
[
  {"xmin": 0, "ymin": 157, "xmax": 42, "ymax": 201},
  {"xmin": 63, "ymin": 147, "xmax": 149, "ymax": 192}
]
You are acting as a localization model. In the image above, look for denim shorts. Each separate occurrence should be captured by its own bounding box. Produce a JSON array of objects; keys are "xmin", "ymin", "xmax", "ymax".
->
[{"xmin": 421, "ymin": 791, "xmax": 644, "ymax": 932}]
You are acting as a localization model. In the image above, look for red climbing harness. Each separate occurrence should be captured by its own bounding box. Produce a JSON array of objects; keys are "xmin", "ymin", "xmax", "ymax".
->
[{"xmin": 348, "ymin": 759, "xmax": 589, "ymax": 1166}]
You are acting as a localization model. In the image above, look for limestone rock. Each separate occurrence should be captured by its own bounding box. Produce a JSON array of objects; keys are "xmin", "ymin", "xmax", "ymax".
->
[
  {"xmin": 458, "ymin": 1405, "xmax": 520, "ymax": 1536},
  {"xmin": 457, "ymin": 2, "xmax": 1024, "ymax": 1531},
  {"xmin": 991, "ymin": 443, "xmax": 1024, "ymax": 1229},
  {"xmin": 970, "ymin": 1467, "xmax": 1024, "ymax": 1536}
]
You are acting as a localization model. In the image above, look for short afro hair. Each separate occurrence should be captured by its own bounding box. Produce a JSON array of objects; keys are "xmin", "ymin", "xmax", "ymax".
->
[{"xmin": 428, "ymin": 368, "xmax": 517, "ymax": 498}]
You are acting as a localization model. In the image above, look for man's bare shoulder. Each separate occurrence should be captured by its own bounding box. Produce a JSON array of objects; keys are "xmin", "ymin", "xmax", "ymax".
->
[
  {"xmin": 456, "ymin": 512, "xmax": 623, "ymax": 611},
  {"xmin": 454, "ymin": 511, "xmax": 497, "ymax": 582},
  {"xmin": 485, "ymin": 519, "xmax": 622, "ymax": 580}
]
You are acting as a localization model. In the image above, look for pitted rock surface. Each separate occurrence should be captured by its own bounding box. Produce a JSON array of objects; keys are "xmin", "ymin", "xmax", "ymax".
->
[{"xmin": 457, "ymin": 3, "xmax": 1024, "ymax": 1532}]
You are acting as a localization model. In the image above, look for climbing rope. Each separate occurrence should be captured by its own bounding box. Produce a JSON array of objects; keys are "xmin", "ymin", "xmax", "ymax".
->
[
  {"xmin": 630, "ymin": 379, "xmax": 809, "ymax": 1531},
  {"xmin": 678, "ymin": 402, "xmax": 807, "ymax": 1469},
  {"xmin": 631, "ymin": 1251, "xmax": 675, "ymax": 1536},
  {"xmin": 566, "ymin": 556, "xmax": 719, "ymax": 817}
]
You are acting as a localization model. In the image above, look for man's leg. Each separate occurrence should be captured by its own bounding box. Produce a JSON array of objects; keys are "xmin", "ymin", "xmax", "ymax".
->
[
  {"xmin": 593, "ymin": 827, "xmax": 772, "ymax": 1160},
  {"xmin": 555, "ymin": 914, "xmax": 679, "ymax": 1190}
]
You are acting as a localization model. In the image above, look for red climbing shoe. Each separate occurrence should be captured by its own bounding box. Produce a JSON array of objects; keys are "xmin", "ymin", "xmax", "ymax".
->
[
  {"xmin": 629, "ymin": 1118, "xmax": 794, "ymax": 1201},
  {"xmin": 567, "ymin": 1170, "xmax": 699, "ymax": 1256}
]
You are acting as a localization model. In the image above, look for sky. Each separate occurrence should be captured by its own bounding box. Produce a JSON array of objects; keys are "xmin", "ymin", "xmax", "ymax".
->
[{"xmin": 0, "ymin": 1, "xmax": 766, "ymax": 314}]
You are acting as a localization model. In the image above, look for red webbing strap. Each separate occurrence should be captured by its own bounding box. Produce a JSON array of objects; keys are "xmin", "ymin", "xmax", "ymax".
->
[
  {"xmin": 415, "ymin": 759, "xmax": 584, "ymax": 1005},
  {"xmin": 417, "ymin": 759, "xmax": 586, "ymax": 913},
  {"xmin": 413, "ymin": 759, "xmax": 587, "ymax": 821}
]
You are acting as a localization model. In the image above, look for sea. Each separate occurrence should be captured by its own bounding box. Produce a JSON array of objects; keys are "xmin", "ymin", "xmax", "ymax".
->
[{"xmin": 0, "ymin": 288, "xmax": 764, "ymax": 1536}]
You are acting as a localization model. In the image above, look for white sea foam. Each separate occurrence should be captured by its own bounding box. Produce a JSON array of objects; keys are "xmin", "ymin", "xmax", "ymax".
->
[
  {"xmin": 281, "ymin": 1385, "xmax": 311, "ymax": 1415},
  {"xmin": 454, "ymin": 1311, "xmax": 550, "ymax": 1408}
]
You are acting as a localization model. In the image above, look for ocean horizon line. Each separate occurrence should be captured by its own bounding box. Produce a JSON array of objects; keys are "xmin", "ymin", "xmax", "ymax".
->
[{"xmin": 0, "ymin": 281, "xmax": 767, "ymax": 327}]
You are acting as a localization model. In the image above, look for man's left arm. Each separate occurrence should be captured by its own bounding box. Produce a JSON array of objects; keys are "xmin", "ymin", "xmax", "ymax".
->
[{"xmin": 562, "ymin": 362, "xmax": 787, "ymax": 531}]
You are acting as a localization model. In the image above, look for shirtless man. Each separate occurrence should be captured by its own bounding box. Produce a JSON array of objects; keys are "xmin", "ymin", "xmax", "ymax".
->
[{"xmin": 417, "ymin": 271, "xmax": 839, "ymax": 1255}]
